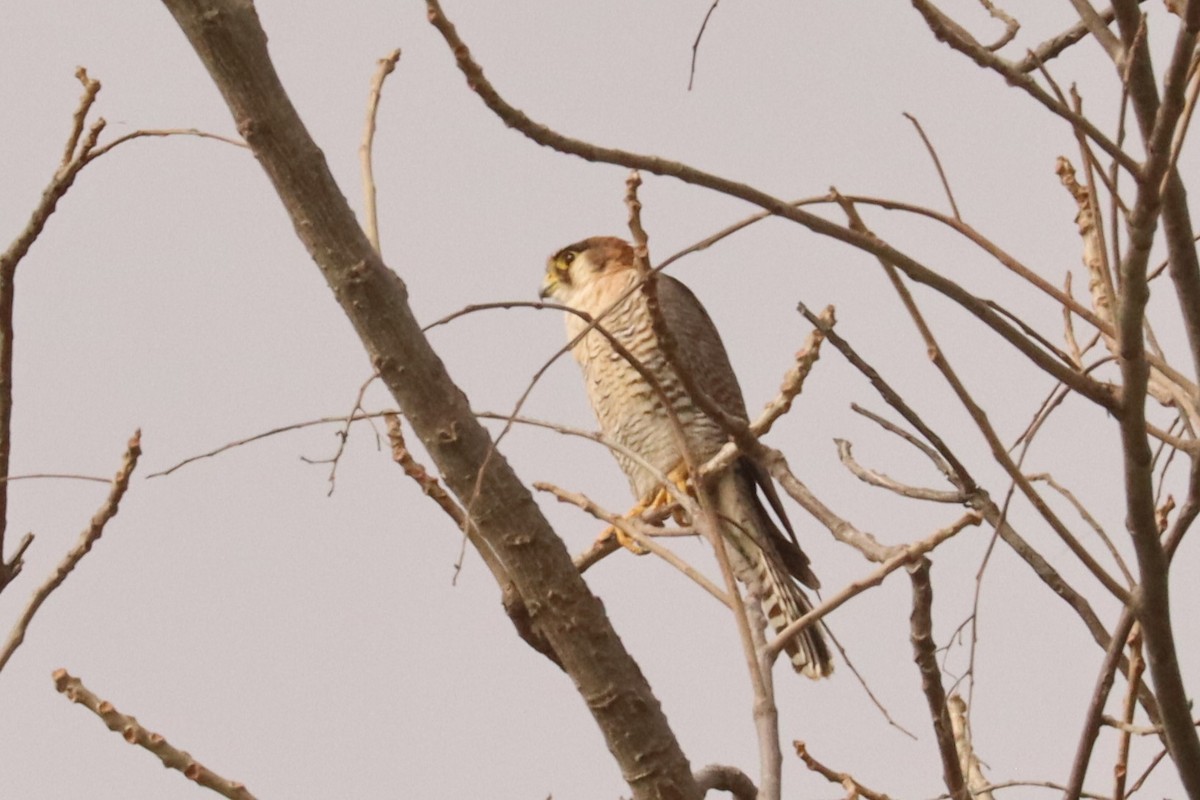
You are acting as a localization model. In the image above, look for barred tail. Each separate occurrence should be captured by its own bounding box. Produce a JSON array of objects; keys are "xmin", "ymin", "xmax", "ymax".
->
[
  {"xmin": 714, "ymin": 463, "xmax": 834, "ymax": 679},
  {"xmin": 754, "ymin": 548, "xmax": 833, "ymax": 679}
]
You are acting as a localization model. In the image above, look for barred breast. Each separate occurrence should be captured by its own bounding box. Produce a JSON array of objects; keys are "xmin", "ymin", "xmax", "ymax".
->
[{"xmin": 564, "ymin": 270, "xmax": 727, "ymax": 500}]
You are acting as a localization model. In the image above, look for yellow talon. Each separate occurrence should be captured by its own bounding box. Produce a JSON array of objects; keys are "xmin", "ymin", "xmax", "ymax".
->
[
  {"xmin": 598, "ymin": 464, "xmax": 695, "ymax": 555},
  {"xmin": 597, "ymin": 523, "xmax": 651, "ymax": 555}
]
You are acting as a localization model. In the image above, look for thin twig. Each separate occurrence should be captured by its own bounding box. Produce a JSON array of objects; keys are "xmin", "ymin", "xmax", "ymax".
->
[
  {"xmin": 837, "ymin": 438, "xmax": 965, "ymax": 503},
  {"xmin": 149, "ymin": 413, "xmax": 387, "ymax": 477},
  {"xmin": 687, "ymin": 0, "xmax": 721, "ymax": 91},
  {"xmin": 1125, "ymin": 747, "xmax": 1168, "ymax": 796},
  {"xmin": 1027, "ymin": 472, "xmax": 1134, "ymax": 585},
  {"xmin": 1113, "ymin": 626, "xmax": 1144, "ymax": 800},
  {"xmin": 902, "ymin": 112, "xmax": 962, "ymax": 220},
  {"xmin": 52, "ymin": 669, "xmax": 257, "ymax": 800},
  {"xmin": 1015, "ymin": 5, "xmax": 1134, "ymax": 72},
  {"xmin": 851, "ymin": 403, "xmax": 954, "ymax": 481},
  {"xmin": 821, "ymin": 624, "xmax": 920, "ymax": 739},
  {"xmin": 0, "ymin": 472, "xmax": 111, "ymax": 484},
  {"xmin": 765, "ymin": 512, "xmax": 979, "ymax": 659},
  {"xmin": 60, "ymin": 67, "xmax": 101, "ymax": 169},
  {"xmin": 302, "ymin": 372, "xmax": 379, "ymax": 496},
  {"xmin": 535, "ymin": 481, "xmax": 731, "ymax": 608},
  {"xmin": 794, "ymin": 740, "xmax": 894, "ymax": 800},
  {"xmin": 1063, "ymin": 608, "xmax": 1139, "ymax": 800},
  {"xmin": 86, "ymin": 128, "xmax": 246, "ymax": 160},
  {"xmin": 975, "ymin": 0, "xmax": 1019, "ymax": 51},
  {"xmin": 360, "ymin": 48, "xmax": 401, "ymax": 256}
]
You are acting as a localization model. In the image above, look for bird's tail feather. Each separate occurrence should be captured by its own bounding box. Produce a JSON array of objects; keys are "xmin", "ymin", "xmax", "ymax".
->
[
  {"xmin": 753, "ymin": 547, "xmax": 833, "ymax": 679},
  {"xmin": 714, "ymin": 467, "xmax": 833, "ymax": 679}
]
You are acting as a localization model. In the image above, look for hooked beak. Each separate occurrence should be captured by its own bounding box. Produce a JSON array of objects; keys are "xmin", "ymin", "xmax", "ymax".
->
[{"xmin": 539, "ymin": 269, "xmax": 561, "ymax": 300}]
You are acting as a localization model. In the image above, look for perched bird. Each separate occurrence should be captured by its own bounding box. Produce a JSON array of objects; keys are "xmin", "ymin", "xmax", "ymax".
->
[{"xmin": 540, "ymin": 236, "xmax": 832, "ymax": 678}]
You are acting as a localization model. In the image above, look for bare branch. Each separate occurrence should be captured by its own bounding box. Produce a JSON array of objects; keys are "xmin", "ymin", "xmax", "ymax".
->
[
  {"xmin": 902, "ymin": 112, "xmax": 962, "ymax": 220},
  {"xmin": 909, "ymin": 0, "xmax": 1138, "ymax": 173},
  {"xmin": 1064, "ymin": 608, "xmax": 1138, "ymax": 800},
  {"xmin": 794, "ymin": 740, "xmax": 894, "ymax": 800},
  {"xmin": 837, "ymin": 438, "xmax": 965, "ymax": 503},
  {"xmin": 535, "ymin": 481, "xmax": 731, "ymax": 608},
  {"xmin": 1113, "ymin": 626, "xmax": 1144, "ymax": 800},
  {"xmin": 909, "ymin": 559, "xmax": 969, "ymax": 800},
  {"xmin": 1015, "ymin": 5, "xmax": 1146, "ymax": 72},
  {"xmin": 150, "ymin": 413, "xmax": 386, "ymax": 478},
  {"xmin": 52, "ymin": 669, "xmax": 257, "ymax": 800},
  {"xmin": 1065, "ymin": 0, "xmax": 1126, "ymax": 63},
  {"xmin": 753, "ymin": 305, "xmax": 831, "ymax": 437},
  {"xmin": 693, "ymin": 763, "xmax": 755, "ymax": 800},
  {"xmin": 360, "ymin": 48, "xmax": 401, "ymax": 256},
  {"xmin": 0, "ymin": 431, "xmax": 140, "ymax": 673},
  {"xmin": 765, "ymin": 512, "xmax": 979, "ymax": 659},
  {"xmin": 948, "ymin": 695, "xmax": 994, "ymax": 800},
  {"xmin": 1106, "ymin": 6, "xmax": 1200, "ymax": 787},
  {"xmin": 687, "ymin": 0, "xmax": 721, "ymax": 91},
  {"xmin": 625, "ymin": 170, "xmax": 652, "ymax": 274},
  {"xmin": 0, "ymin": 69, "xmax": 104, "ymax": 587},
  {"xmin": 60, "ymin": 67, "xmax": 101, "ymax": 168},
  {"xmin": 975, "ymin": 0, "xmax": 1019, "ymax": 51},
  {"xmin": 1027, "ymin": 472, "xmax": 1135, "ymax": 585}
]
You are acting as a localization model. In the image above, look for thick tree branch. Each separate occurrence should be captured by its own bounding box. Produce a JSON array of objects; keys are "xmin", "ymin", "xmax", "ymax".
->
[{"xmin": 157, "ymin": 3, "xmax": 699, "ymax": 798}]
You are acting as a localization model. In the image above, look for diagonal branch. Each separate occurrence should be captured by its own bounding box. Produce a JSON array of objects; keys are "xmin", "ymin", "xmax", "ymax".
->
[
  {"xmin": 53, "ymin": 669, "xmax": 256, "ymax": 800},
  {"xmin": 1065, "ymin": 0, "xmax": 1125, "ymax": 63},
  {"xmin": 158, "ymin": 3, "xmax": 700, "ymax": 798},
  {"xmin": 0, "ymin": 431, "xmax": 141, "ymax": 674}
]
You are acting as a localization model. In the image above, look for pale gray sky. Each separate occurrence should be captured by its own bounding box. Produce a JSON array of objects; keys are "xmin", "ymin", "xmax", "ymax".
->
[{"xmin": 1, "ymin": 2, "xmax": 1195, "ymax": 798}]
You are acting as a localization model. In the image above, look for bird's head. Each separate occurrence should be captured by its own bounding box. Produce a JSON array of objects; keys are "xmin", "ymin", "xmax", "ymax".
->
[{"xmin": 540, "ymin": 236, "xmax": 635, "ymax": 303}]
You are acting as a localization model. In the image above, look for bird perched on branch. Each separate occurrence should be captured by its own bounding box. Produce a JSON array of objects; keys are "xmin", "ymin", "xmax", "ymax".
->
[{"xmin": 540, "ymin": 236, "xmax": 832, "ymax": 678}]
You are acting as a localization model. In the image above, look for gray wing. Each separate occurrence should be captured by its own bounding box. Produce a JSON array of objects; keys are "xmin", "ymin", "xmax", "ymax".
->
[
  {"xmin": 655, "ymin": 274, "xmax": 817, "ymax": 588},
  {"xmin": 656, "ymin": 275, "xmax": 750, "ymax": 422}
]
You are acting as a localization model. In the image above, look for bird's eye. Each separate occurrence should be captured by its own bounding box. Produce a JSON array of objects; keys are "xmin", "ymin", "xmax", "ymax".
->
[{"xmin": 562, "ymin": 252, "xmax": 576, "ymax": 266}]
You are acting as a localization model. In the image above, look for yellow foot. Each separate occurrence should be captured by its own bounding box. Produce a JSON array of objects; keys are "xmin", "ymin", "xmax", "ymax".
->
[
  {"xmin": 656, "ymin": 464, "xmax": 694, "ymax": 526},
  {"xmin": 596, "ymin": 523, "xmax": 651, "ymax": 555},
  {"xmin": 598, "ymin": 465, "xmax": 695, "ymax": 555}
]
